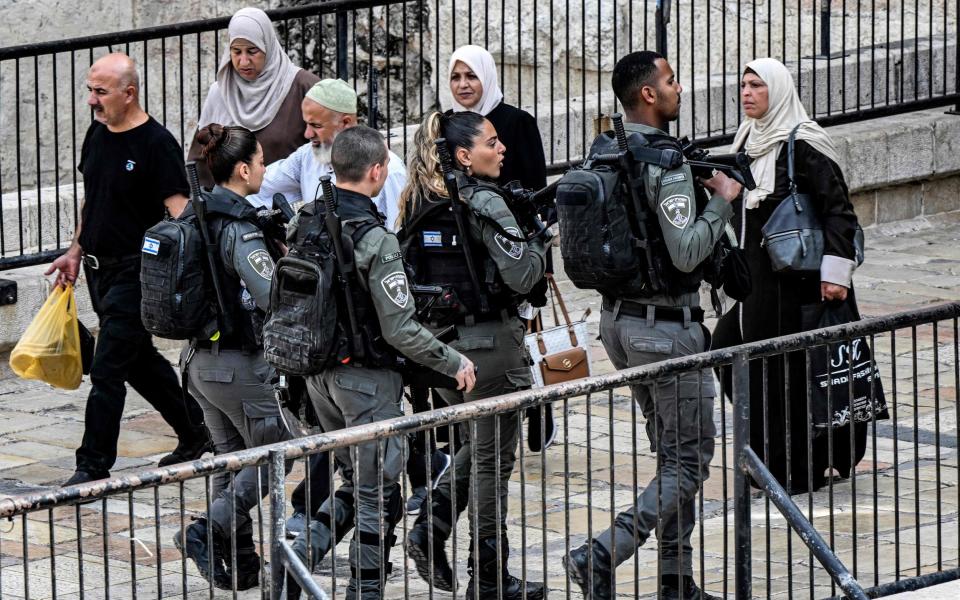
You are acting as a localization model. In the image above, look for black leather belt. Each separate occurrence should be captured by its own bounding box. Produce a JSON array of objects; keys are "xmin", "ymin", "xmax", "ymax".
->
[
  {"xmin": 602, "ymin": 297, "xmax": 704, "ymax": 323},
  {"xmin": 82, "ymin": 253, "xmax": 140, "ymax": 271}
]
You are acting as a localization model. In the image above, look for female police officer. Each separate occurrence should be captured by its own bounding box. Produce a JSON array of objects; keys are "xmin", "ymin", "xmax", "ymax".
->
[
  {"xmin": 400, "ymin": 111, "xmax": 548, "ymax": 599},
  {"xmin": 174, "ymin": 124, "xmax": 295, "ymax": 592}
]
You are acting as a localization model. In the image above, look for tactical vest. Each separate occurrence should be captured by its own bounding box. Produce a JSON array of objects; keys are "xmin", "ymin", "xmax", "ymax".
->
[
  {"xmin": 290, "ymin": 197, "xmax": 398, "ymax": 369},
  {"xmin": 399, "ymin": 186, "xmax": 516, "ymax": 327}
]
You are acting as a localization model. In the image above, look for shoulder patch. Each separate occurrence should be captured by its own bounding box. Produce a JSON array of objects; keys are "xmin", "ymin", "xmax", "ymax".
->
[
  {"xmin": 246, "ymin": 249, "xmax": 274, "ymax": 280},
  {"xmin": 661, "ymin": 172, "xmax": 687, "ymax": 185},
  {"xmin": 380, "ymin": 271, "xmax": 410, "ymax": 308},
  {"xmin": 380, "ymin": 251, "xmax": 401, "ymax": 264},
  {"xmin": 659, "ymin": 194, "xmax": 691, "ymax": 229},
  {"xmin": 494, "ymin": 226, "xmax": 525, "ymax": 260},
  {"xmin": 241, "ymin": 231, "xmax": 264, "ymax": 242}
]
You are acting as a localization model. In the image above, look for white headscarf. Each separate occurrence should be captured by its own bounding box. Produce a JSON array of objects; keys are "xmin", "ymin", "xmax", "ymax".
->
[
  {"xmin": 197, "ymin": 7, "xmax": 300, "ymax": 132},
  {"xmin": 448, "ymin": 45, "xmax": 504, "ymax": 116},
  {"xmin": 731, "ymin": 58, "xmax": 840, "ymax": 208}
]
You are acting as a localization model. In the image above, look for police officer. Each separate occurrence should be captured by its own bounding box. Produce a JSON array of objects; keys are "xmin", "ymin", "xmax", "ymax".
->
[
  {"xmin": 286, "ymin": 125, "xmax": 477, "ymax": 600},
  {"xmin": 400, "ymin": 111, "xmax": 548, "ymax": 599},
  {"xmin": 561, "ymin": 51, "xmax": 741, "ymax": 600},
  {"xmin": 173, "ymin": 124, "xmax": 296, "ymax": 591}
]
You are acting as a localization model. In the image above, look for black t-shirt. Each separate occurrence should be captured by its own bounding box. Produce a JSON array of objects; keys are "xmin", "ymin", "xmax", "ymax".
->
[{"xmin": 78, "ymin": 117, "xmax": 189, "ymax": 257}]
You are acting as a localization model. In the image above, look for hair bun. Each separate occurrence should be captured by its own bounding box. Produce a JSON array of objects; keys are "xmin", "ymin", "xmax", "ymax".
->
[{"xmin": 196, "ymin": 123, "xmax": 226, "ymax": 159}]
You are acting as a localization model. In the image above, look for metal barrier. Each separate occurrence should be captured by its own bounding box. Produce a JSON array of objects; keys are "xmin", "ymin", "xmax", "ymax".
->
[
  {"xmin": 0, "ymin": 0, "xmax": 956, "ymax": 268},
  {"xmin": 0, "ymin": 302, "xmax": 958, "ymax": 598}
]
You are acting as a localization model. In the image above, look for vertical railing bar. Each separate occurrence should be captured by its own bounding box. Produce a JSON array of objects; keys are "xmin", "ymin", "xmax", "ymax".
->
[
  {"xmin": 153, "ymin": 487, "xmax": 162, "ymax": 600},
  {"xmin": 399, "ymin": 434, "xmax": 410, "ymax": 600},
  {"xmin": 540, "ymin": 399, "xmax": 549, "ymax": 600},
  {"xmin": 563, "ymin": 396, "xmax": 572, "ymax": 600},
  {"xmin": 22, "ymin": 514, "xmax": 29, "ymax": 600},
  {"xmin": 912, "ymin": 325, "xmax": 921, "ymax": 576},
  {"xmin": 733, "ymin": 352, "xmax": 752, "ymax": 600},
  {"xmin": 565, "ymin": 0, "xmax": 570, "ymax": 163},
  {"xmin": 609, "ymin": 388, "xmax": 617, "ymax": 593},
  {"xmin": 706, "ymin": 0, "xmax": 712, "ymax": 136},
  {"xmin": 631, "ymin": 381, "xmax": 640, "ymax": 600},
  {"xmin": 580, "ymin": 0, "xmax": 586, "ymax": 158},
  {"xmin": 449, "ymin": 420, "xmax": 458, "ymax": 600},
  {"xmin": 329, "ymin": 449, "xmax": 338, "ymax": 600},
  {"xmin": 827, "ymin": 340, "xmax": 837, "ymax": 597},
  {"xmin": 128, "ymin": 492, "xmax": 137, "ymax": 600},
  {"xmin": 762, "ymin": 356, "xmax": 772, "ymax": 599},
  {"xmin": 848, "ymin": 334, "xmax": 858, "ymax": 580},
  {"xmin": 805, "ymin": 350, "xmax": 815, "ymax": 599},
  {"xmin": 76, "ymin": 504, "xmax": 85, "ymax": 596},
  {"xmin": 34, "ymin": 55, "xmax": 41, "ymax": 253},
  {"xmin": 518, "ymin": 409, "xmax": 528, "ymax": 593},
  {"xmin": 269, "ymin": 450, "xmax": 286, "ymax": 600},
  {"xmin": 102, "ymin": 497, "xmax": 111, "ymax": 600},
  {"xmin": 178, "ymin": 35, "xmax": 184, "ymax": 148},
  {"xmin": 161, "ymin": 37, "xmax": 167, "ymax": 127},
  {"xmin": 205, "ymin": 476, "xmax": 214, "ymax": 598},
  {"xmin": 720, "ymin": 364, "xmax": 729, "ymax": 599},
  {"xmin": 255, "ymin": 465, "xmax": 266, "ymax": 600},
  {"xmin": 892, "ymin": 329, "xmax": 901, "ymax": 582},
  {"xmin": 48, "ymin": 508, "xmax": 57, "ymax": 600},
  {"xmin": 377, "ymin": 439, "xmax": 386, "ymax": 599},
  {"xmin": 697, "ymin": 370, "xmax": 706, "ymax": 596},
  {"xmin": 15, "ymin": 58, "xmax": 23, "ymax": 255},
  {"xmin": 934, "ymin": 322, "xmax": 943, "ymax": 571},
  {"xmin": 784, "ymin": 351, "xmax": 794, "ymax": 599},
  {"xmin": 585, "ymin": 380, "xmax": 595, "ymax": 596},
  {"xmin": 53, "ymin": 53, "xmax": 61, "ymax": 248},
  {"xmin": 179, "ymin": 481, "xmax": 187, "ymax": 599},
  {"xmin": 230, "ymin": 471, "xmax": 238, "ymax": 598}
]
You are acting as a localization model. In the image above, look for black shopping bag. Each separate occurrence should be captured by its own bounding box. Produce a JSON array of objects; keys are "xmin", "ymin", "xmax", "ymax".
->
[{"xmin": 801, "ymin": 301, "xmax": 889, "ymax": 428}]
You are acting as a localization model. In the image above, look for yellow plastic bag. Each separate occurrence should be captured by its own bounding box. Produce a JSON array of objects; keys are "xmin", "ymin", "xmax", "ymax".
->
[{"xmin": 9, "ymin": 283, "xmax": 83, "ymax": 390}]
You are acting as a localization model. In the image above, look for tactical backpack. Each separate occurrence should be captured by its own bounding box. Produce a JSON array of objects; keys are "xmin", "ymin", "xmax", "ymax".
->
[
  {"xmin": 262, "ymin": 206, "xmax": 382, "ymax": 376},
  {"xmin": 141, "ymin": 195, "xmax": 259, "ymax": 340},
  {"xmin": 556, "ymin": 132, "xmax": 656, "ymax": 297}
]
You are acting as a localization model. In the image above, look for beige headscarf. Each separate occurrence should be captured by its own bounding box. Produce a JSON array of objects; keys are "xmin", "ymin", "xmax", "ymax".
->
[
  {"xmin": 198, "ymin": 7, "xmax": 300, "ymax": 132},
  {"xmin": 731, "ymin": 58, "xmax": 840, "ymax": 208},
  {"xmin": 448, "ymin": 45, "xmax": 504, "ymax": 116}
]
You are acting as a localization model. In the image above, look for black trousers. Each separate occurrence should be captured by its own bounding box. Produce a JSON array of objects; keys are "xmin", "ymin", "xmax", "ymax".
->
[
  {"xmin": 291, "ymin": 451, "xmax": 332, "ymax": 516},
  {"xmin": 76, "ymin": 261, "xmax": 203, "ymax": 474}
]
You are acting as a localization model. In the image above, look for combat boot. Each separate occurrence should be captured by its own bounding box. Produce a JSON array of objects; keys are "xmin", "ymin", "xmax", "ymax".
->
[
  {"xmin": 220, "ymin": 529, "xmax": 261, "ymax": 591},
  {"xmin": 562, "ymin": 540, "xmax": 613, "ymax": 600},
  {"xmin": 660, "ymin": 574, "xmax": 720, "ymax": 600},
  {"xmin": 464, "ymin": 537, "xmax": 544, "ymax": 600},
  {"xmin": 406, "ymin": 492, "xmax": 456, "ymax": 591},
  {"xmin": 173, "ymin": 518, "xmax": 230, "ymax": 588},
  {"xmin": 286, "ymin": 491, "xmax": 356, "ymax": 600}
]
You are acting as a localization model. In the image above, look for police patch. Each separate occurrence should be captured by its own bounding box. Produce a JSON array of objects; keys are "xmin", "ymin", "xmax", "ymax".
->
[
  {"xmin": 661, "ymin": 172, "xmax": 687, "ymax": 185},
  {"xmin": 380, "ymin": 251, "xmax": 401, "ymax": 264},
  {"xmin": 380, "ymin": 272, "xmax": 409, "ymax": 308},
  {"xmin": 659, "ymin": 194, "xmax": 691, "ymax": 229},
  {"xmin": 246, "ymin": 249, "xmax": 274, "ymax": 280},
  {"xmin": 494, "ymin": 227, "xmax": 524, "ymax": 260},
  {"xmin": 241, "ymin": 231, "xmax": 264, "ymax": 242}
]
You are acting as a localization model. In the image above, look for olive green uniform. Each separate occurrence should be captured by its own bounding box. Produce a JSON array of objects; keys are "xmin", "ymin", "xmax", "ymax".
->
[
  {"xmin": 291, "ymin": 188, "xmax": 464, "ymax": 599},
  {"xmin": 594, "ymin": 122, "xmax": 732, "ymax": 576},
  {"xmin": 179, "ymin": 186, "xmax": 296, "ymax": 584},
  {"xmin": 415, "ymin": 179, "xmax": 548, "ymax": 587}
]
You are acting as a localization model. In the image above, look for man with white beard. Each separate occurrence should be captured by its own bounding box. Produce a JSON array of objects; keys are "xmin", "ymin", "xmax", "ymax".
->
[{"xmin": 249, "ymin": 78, "xmax": 406, "ymax": 231}]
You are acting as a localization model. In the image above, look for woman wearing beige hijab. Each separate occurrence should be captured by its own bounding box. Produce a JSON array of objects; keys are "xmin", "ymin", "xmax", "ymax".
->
[
  {"xmin": 713, "ymin": 57, "xmax": 865, "ymax": 494},
  {"xmin": 188, "ymin": 7, "xmax": 318, "ymax": 187}
]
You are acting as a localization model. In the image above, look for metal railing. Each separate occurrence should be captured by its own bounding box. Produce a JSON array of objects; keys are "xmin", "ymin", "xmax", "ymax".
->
[
  {"xmin": 0, "ymin": 0, "xmax": 956, "ymax": 269},
  {"xmin": 0, "ymin": 301, "xmax": 957, "ymax": 599}
]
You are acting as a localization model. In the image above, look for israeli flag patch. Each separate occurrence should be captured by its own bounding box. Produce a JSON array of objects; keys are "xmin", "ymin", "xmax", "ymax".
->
[
  {"xmin": 422, "ymin": 231, "xmax": 443, "ymax": 247},
  {"xmin": 142, "ymin": 237, "xmax": 160, "ymax": 255}
]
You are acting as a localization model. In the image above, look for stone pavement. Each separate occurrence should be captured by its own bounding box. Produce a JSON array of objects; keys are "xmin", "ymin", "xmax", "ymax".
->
[{"xmin": 1, "ymin": 211, "xmax": 960, "ymax": 599}]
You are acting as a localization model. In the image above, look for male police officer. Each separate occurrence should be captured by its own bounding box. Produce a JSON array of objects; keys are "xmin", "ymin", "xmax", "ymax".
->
[
  {"xmin": 562, "ymin": 51, "xmax": 741, "ymax": 600},
  {"xmin": 286, "ymin": 126, "xmax": 476, "ymax": 600}
]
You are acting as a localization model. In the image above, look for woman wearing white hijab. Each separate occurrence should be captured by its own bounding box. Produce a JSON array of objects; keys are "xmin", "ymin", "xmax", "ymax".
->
[
  {"xmin": 713, "ymin": 57, "xmax": 865, "ymax": 494},
  {"xmin": 447, "ymin": 45, "xmax": 547, "ymax": 191},
  {"xmin": 188, "ymin": 7, "xmax": 318, "ymax": 187}
]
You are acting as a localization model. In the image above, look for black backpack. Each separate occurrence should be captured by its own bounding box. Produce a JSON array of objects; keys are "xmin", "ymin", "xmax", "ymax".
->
[
  {"xmin": 261, "ymin": 207, "xmax": 380, "ymax": 376},
  {"xmin": 140, "ymin": 197, "xmax": 259, "ymax": 340},
  {"xmin": 556, "ymin": 132, "xmax": 654, "ymax": 296}
]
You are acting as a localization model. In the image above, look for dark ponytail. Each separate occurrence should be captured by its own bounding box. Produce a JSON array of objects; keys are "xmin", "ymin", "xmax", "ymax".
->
[
  {"xmin": 195, "ymin": 124, "xmax": 259, "ymax": 184},
  {"xmin": 438, "ymin": 111, "xmax": 487, "ymax": 170}
]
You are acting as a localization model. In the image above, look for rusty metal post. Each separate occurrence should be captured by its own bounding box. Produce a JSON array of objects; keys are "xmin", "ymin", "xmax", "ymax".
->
[
  {"xmin": 269, "ymin": 449, "xmax": 286, "ymax": 600},
  {"xmin": 732, "ymin": 352, "xmax": 752, "ymax": 599}
]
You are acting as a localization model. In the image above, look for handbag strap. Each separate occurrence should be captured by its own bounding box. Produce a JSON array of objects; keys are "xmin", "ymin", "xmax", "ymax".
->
[
  {"xmin": 545, "ymin": 274, "xmax": 580, "ymax": 347},
  {"xmin": 786, "ymin": 122, "xmax": 806, "ymax": 199}
]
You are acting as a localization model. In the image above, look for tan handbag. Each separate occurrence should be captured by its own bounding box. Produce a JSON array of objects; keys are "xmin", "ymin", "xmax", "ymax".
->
[{"xmin": 531, "ymin": 275, "xmax": 591, "ymax": 386}]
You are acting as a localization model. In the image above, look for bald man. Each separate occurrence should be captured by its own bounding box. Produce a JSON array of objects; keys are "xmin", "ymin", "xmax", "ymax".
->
[{"xmin": 47, "ymin": 53, "xmax": 210, "ymax": 487}]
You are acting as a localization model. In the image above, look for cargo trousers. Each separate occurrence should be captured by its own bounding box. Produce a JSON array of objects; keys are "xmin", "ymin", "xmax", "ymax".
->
[
  {"xmin": 295, "ymin": 365, "xmax": 406, "ymax": 599},
  {"xmin": 183, "ymin": 347, "xmax": 296, "ymax": 545},
  {"xmin": 420, "ymin": 317, "xmax": 533, "ymax": 540},
  {"xmin": 594, "ymin": 304, "xmax": 717, "ymax": 576}
]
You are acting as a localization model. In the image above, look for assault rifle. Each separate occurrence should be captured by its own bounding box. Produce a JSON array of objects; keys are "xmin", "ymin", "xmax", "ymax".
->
[
  {"xmin": 434, "ymin": 137, "xmax": 489, "ymax": 314},
  {"xmin": 319, "ymin": 175, "xmax": 365, "ymax": 362},
  {"xmin": 679, "ymin": 137, "xmax": 757, "ymax": 191},
  {"xmin": 500, "ymin": 179, "xmax": 560, "ymax": 241},
  {"xmin": 186, "ymin": 161, "xmax": 230, "ymax": 339}
]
